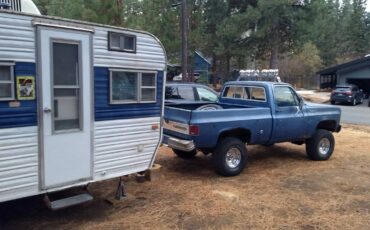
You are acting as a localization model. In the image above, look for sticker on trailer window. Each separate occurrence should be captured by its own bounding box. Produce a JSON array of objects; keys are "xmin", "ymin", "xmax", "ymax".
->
[{"xmin": 16, "ymin": 76, "xmax": 35, "ymax": 100}]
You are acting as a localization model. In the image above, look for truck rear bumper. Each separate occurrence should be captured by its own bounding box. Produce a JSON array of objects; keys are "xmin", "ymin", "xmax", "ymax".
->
[{"xmin": 162, "ymin": 135, "xmax": 195, "ymax": 152}]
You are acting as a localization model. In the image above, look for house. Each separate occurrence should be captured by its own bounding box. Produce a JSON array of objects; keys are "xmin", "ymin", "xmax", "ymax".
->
[
  {"xmin": 317, "ymin": 56, "xmax": 370, "ymax": 94},
  {"xmin": 193, "ymin": 51, "xmax": 211, "ymax": 83},
  {"xmin": 167, "ymin": 51, "xmax": 211, "ymax": 83}
]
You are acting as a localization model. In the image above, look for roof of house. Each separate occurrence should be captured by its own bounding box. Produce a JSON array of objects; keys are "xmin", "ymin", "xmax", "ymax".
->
[
  {"xmin": 195, "ymin": 51, "xmax": 211, "ymax": 65},
  {"xmin": 317, "ymin": 56, "xmax": 370, "ymax": 76}
]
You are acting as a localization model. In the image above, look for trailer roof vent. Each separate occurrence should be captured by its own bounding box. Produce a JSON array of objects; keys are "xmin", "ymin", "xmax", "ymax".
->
[{"xmin": 0, "ymin": 0, "xmax": 41, "ymax": 15}]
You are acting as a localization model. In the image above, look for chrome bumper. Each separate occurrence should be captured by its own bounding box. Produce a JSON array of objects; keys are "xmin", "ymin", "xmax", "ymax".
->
[{"xmin": 163, "ymin": 135, "xmax": 195, "ymax": 152}]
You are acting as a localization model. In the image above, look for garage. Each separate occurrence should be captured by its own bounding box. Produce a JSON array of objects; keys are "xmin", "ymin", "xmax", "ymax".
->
[{"xmin": 317, "ymin": 56, "xmax": 370, "ymax": 97}]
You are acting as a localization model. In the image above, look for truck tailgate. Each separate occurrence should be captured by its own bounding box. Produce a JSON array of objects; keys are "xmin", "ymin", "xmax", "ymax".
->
[{"xmin": 164, "ymin": 106, "xmax": 192, "ymax": 124}]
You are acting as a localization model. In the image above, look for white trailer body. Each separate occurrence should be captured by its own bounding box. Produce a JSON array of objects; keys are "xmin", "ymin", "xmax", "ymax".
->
[{"xmin": 0, "ymin": 10, "xmax": 166, "ymax": 203}]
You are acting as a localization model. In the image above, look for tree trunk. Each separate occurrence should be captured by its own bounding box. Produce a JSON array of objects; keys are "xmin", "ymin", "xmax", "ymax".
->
[
  {"xmin": 181, "ymin": 0, "xmax": 189, "ymax": 82},
  {"xmin": 225, "ymin": 54, "xmax": 231, "ymax": 82},
  {"xmin": 269, "ymin": 16, "xmax": 279, "ymax": 69},
  {"xmin": 269, "ymin": 45, "xmax": 278, "ymax": 69},
  {"xmin": 114, "ymin": 0, "xmax": 124, "ymax": 26},
  {"xmin": 211, "ymin": 54, "xmax": 217, "ymax": 86}
]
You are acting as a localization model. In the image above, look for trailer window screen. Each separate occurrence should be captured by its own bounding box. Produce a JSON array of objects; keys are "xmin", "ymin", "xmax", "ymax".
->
[
  {"xmin": 0, "ymin": 64, "xmax": 14, "ymax": 100},
  {"xmin": 110, "ymin": 70, "xmax": 157, "ymax": 104},
  {"xmin": 52, "ymin": 42, "xmax": 81, "ymax": 132},
  {"xmin": 109, "ymin": 32, "xmax": 136, "ymax": 52}
]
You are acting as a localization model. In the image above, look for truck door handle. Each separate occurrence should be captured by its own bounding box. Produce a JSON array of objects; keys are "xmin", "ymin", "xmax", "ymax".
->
[{"xmin": 43, "ymin": 107, "xmax": 52, "ymax": 113}]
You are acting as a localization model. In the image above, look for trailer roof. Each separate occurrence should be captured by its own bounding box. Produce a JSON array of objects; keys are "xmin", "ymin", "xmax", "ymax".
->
[{"xmin": 0, "ymin": 9, "xmax": 166, "ymax": 56}]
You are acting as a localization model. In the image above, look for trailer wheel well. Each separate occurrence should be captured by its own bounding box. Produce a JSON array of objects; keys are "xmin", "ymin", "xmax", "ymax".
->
[
  {"xmin": 317, "ymin": 120, "xmax": 337, "ymax": 132},
  {"xmin": 218, "ymin": 128, "xmax": 251, "ymax": 144}
]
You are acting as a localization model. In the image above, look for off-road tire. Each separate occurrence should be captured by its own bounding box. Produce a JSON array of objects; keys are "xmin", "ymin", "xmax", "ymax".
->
[
  {"xmin": 330, "ymin": 100, "xmax": 336, "ymax": 105},
  {"xmin": 212, "ymin": 137, "xmax": 247, "ymax": 176},
  {"xmin": 306, "ymin": 129, "xmax": 335, "ymax": 161},
  {"xmin": 173, "ymin": 149, "xmax": 197, "ymax": 159}
]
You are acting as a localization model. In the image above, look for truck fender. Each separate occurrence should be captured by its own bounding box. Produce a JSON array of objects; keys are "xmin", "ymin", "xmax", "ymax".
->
[
  {"xmin": 217, "ymin": 128, "xmax": 251, "ymax": 144},
  {"xmin": 316, "ymin": 120, "xmax": 338, "ymax": 133}
]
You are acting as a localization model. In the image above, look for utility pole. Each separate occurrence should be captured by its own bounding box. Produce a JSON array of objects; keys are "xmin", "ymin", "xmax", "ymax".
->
[{"xmin": 180, "ymin": 0, "xmax": 189, "ymax": 82}]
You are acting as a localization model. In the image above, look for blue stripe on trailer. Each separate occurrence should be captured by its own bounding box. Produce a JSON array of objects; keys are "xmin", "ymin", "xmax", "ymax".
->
[
  {"xmin": 94, "ymin": 67, "xmax": 164, "ymax": 121},
  {"xmin": 0, "ymin": 62, "xmax": 37, "ymax": 129}
]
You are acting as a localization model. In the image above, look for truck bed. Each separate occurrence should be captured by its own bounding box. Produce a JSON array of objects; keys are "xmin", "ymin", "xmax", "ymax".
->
[{"xmin": 164, "ymin": 103, "xmax": 273, "ymax": 147}]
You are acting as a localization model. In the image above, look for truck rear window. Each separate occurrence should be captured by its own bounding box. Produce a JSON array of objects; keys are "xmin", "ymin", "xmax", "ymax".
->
[{"xmin": 223, "ymin": 86, "xmax": 266, "ymax": 101}]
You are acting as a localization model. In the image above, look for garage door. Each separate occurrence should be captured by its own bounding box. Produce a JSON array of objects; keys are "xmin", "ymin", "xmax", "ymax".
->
[{"xmin": 346, "ymin": 78, "xmax": 370, "ymax": 97}]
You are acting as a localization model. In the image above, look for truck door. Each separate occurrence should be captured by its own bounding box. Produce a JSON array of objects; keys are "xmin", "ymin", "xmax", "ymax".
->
[{"xmin": 272, "ymin": 86, "xmax": 306, "ymax": 142}]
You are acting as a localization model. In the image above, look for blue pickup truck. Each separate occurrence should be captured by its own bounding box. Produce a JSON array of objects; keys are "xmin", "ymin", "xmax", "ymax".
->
[{"xmin": 163, "ymin": 81, "xmax": 342, "ymax": 176}]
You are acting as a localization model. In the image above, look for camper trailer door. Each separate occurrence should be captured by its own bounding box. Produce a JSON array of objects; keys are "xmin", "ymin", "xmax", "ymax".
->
[{"xmin": 37, "ymin": 27, "xmax": 93, "ymax": 189}]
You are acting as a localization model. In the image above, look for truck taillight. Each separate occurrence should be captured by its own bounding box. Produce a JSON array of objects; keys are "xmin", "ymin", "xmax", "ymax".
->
[{"xmin": 189, "ymin": 125, "xmax": 199, "ymax": 136}]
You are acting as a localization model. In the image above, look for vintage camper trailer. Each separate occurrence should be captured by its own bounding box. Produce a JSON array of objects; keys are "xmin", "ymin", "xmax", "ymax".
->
[{"xmin": 0, "ymin": 1, "xmax": 166, "ymax": 209}]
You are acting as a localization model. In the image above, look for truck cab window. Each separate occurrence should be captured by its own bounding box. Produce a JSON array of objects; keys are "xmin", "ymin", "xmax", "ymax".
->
[
  {"xmin": 223, "ymin": 86, "xmax": 245, "ymax": 99},
  {"xmin": 246, "ymin": 87, "xmax": 266, "ymax": 101},
  {"xmin": 274, "ymin": 86, "xmax": 299, "ymax": 107}
]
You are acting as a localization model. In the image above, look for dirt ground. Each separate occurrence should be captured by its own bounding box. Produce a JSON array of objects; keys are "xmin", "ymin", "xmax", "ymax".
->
[{"xmin": 1, "ymin": 124, "xmax": 370, "ymax": 230}]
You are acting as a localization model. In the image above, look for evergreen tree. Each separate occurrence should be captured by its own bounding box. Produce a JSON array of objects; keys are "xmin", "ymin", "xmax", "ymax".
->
[{"xmin": 31, "ymin": 0, "xmax": 370, "ymax": 79}]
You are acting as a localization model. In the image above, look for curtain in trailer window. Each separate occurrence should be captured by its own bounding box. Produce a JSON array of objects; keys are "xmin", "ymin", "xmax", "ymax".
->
[{"xmin": 112, "ymin": 72, "xmax": 138, "ymax": 102}]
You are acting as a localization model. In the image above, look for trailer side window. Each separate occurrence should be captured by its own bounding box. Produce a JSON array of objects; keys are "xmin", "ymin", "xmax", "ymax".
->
[
  {"xmin": 110, "ymin": 70, "xmax": 157, "ymax": 104},
  {"xmin": 0, "ymin": 64, "xmax": 15, "ymax": 101},
  {"xmin": 141, "ymin": 73, "xmax": 156, "ymax": 102},
  {"xmin": 108, "ymin": 32, "xmax": 136, "ymax": 53}
]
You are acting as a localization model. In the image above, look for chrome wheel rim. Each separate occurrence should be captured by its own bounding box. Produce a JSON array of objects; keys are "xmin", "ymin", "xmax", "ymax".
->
[
  {"xmin": 225, "ymin": 147, "xmax": 242, "ymax": 169},
  {"xmin": 318, "ymin": 138, "xmax": 331, "ymax": 155}
]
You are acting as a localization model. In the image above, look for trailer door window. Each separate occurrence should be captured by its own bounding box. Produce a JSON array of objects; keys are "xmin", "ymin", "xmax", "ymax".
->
[
  {"xmin": 0, "ymin": 64, "xmax": 15, "ymax": 100},
  {"xmin": 110, "ymin": 70, "xmax": 157, "ymax": 104},
  {"xmin": 52, "ymin": 42, "xmax": 81, "ymax": 132}
]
